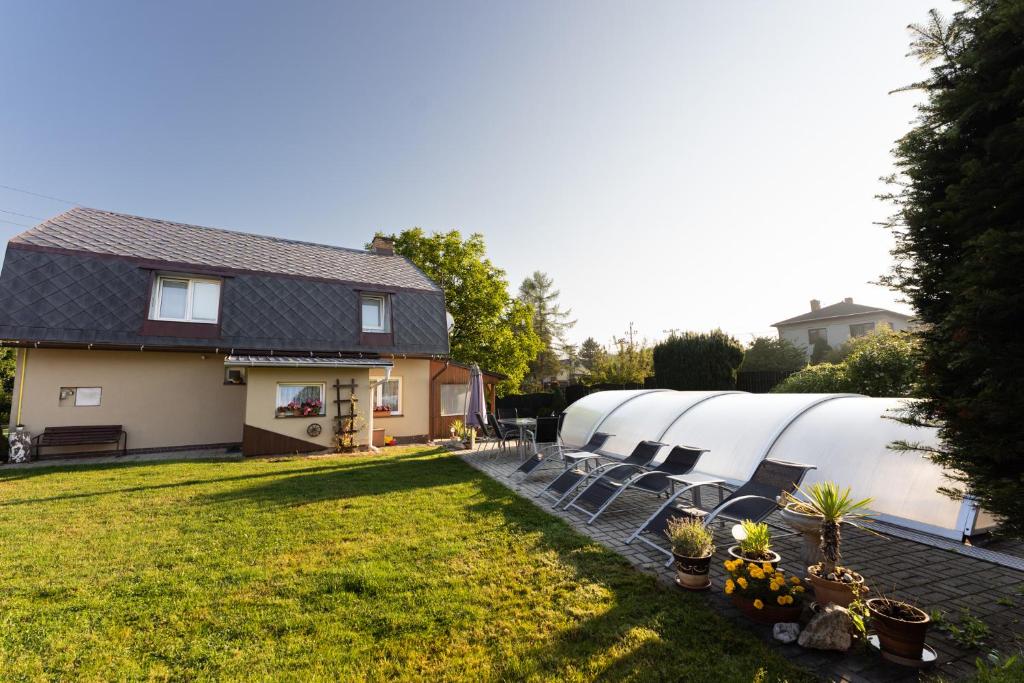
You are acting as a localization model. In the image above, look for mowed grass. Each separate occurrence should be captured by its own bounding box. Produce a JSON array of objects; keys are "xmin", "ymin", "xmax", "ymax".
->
[{"xmin": 0, "ymin": 448, "xmax": 810, "ymax": 682}]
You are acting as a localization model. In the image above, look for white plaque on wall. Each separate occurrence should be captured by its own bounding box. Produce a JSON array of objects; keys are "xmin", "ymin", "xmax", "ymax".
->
[{"xmin": 75, "ymin": 387, "xmax": 102, "ymax": 407}]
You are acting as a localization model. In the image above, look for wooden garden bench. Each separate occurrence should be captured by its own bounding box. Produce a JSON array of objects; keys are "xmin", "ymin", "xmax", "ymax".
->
[{"xmin": 32, "ymin": 425, "xmax": 127, "ymax": 459}]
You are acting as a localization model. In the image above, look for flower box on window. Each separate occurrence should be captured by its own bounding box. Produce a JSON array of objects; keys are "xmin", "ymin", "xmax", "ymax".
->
[
  {"xmin": 276, "ymin": 384, "xmax": 325, "ymax": 418},
  {"xmin": 373, "ymin": 406, "xmax": 392, "ymax": 417}
]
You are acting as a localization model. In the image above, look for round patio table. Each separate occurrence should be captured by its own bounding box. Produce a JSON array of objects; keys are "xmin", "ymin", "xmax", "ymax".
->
[{"xmin": 498, "ymin": 417, "xmax": 536, "ymax": 460}]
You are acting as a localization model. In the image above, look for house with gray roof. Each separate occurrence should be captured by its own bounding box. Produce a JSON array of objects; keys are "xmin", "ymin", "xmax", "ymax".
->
[
  {"xmin": 772, "ymin": 297, "xmax": 915, "ymax": 357},
  {"xmin": 0, "ymin": 208, "xmax": 500, "ymax": 458}
]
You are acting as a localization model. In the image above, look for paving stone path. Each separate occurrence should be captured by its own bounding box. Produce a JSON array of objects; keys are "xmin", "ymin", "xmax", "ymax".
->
[{"xmin": 461, "ymin": 447, "xmax": 1024, "ymax": 682}]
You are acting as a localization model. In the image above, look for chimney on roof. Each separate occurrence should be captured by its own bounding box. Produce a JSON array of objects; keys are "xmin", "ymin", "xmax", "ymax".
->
[
  {"xmin": 843, "ymin": 297, "xmax": 854, "ymax": 304},
  {"xmin": 810, "ymin": 299, "xmax": 821, "ymax": 312},
  {"xmin": 370, "ymin": 235, "xmax": 395, "ymax": 256}
]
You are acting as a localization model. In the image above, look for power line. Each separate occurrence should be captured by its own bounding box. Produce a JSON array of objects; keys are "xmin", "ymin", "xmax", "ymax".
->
[
  {"xmin": 0, "ymin": 208, "xmax": 42, "ymax": 220},
  {"xmin": 0, "ymin": 184, "xmax": 81, "ymax": 206},
  {"xmin": 1, "ymin": 219, "xmax": 34, "ymax": 228}
]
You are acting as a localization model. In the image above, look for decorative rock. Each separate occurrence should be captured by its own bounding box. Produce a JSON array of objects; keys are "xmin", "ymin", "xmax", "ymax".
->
[
  {"xmin": 798, "ymin": 604, "xmax": 853, "ymax": 652},
  {"xmin": 773, "ymin": 622, "xmax": 800, "ymax": 644}
]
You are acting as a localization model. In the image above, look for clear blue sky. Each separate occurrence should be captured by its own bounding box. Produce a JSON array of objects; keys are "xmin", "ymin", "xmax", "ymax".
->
[{"xmin": 0, "ymin": 0, "xmax": 954, "ymax": 346}]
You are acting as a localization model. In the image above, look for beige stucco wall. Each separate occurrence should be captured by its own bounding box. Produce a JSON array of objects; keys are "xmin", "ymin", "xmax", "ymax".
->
[
  {"xmin": 11, "ymin": 348, "xmax": 246, "ymax": 453},
  {"xmin": 243, "ymin": 366, "xmax": 371, "ymax": 449},
  {"xmin": 368, "ymin": 357, "xmax": 430, "ymax": 439}
]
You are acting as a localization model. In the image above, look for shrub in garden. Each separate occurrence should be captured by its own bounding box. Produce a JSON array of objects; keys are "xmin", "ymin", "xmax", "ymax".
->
[
  {"xmin": 653, "ymin": 330, "xmax": 744, "ymax": 390},
  {"xmin": 772, "ymin": 363, "xmax": 850, "ymax": 394},
  {"xmin": 738, "ymin": 337, "xmax": 806, "ymax": 373}
]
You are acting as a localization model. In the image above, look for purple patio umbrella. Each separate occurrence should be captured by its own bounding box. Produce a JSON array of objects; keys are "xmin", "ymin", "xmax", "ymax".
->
[{"xmin": 465, "ymin": 364, "xmax": 487, "ymax": 429}]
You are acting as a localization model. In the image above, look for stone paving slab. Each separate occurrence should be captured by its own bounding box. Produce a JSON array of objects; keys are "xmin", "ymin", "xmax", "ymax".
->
[{"xmin": 461, "ymin": 447, "xmax": 1024, "ymax": 682}]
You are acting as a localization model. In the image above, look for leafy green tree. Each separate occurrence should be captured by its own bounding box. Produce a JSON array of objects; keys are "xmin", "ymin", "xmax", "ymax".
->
[
  {"xmin": 0, "ymin": 347, "xmax": 15, "ymax": 425},
  {"xmin": 518, "ymin": 271, "xmax": 575, "ymax": 388},
  {"xmin": 844, "ymin": 330, "xmax": 920, "ymax": 398},
  {"xmin": 738, "ymin": 337, "xmax": 807, "ymax": 373},
  {"xmin": 380, "ymin": 229, "xmax": 542, "ymax": 394},
  {"xmin": 587, "ymin": 324, "xmax": 652, "ymax": 385},
  {"xmin": 653, "ymin": 330, "xmax": 744, "ymax": 390},
  {"xmin": 772, "ymin": 330, "xmax": 919, "ymax": 397},
  {"xmin": 578, "ymin": 337, "xmax": 606, "ymax": 372},
  {"xmin": 880, "ymin": 1, "xmax": 1024, "ymax": 534}
]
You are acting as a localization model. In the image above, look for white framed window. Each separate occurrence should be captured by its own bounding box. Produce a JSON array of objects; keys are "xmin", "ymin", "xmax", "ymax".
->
[
  {"xmin": 372, "ymin": 377, "xmax": 402, "ymax": 414},
  {"xmin": 275, "ymin": 383, "xmax": 326, "ymax": 417},
  {"xmin": 361, "ymin": 293, "xmax": 391, "ymax": 332},
  {"xmin": 149, "ymin": 275, "xmax": 221, "ymax": 323},
  {"xmin": 440, "ymin": 384, "xmax": 469, "ymax": 417}
]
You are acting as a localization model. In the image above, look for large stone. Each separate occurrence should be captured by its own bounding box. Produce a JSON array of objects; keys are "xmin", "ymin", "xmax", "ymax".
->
[
  {"xmin": 773, "ymin": 622, "xmax": 800, "ymax": 644},
  {"xmin": 798, "ymin": 604, "xmax": 853, "ymax": 652}
]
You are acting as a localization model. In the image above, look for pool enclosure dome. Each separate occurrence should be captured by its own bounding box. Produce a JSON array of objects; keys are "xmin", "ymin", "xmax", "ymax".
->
[{"xmin": 561, "ymin": 390, "xmax": 996, "ymax": 541}]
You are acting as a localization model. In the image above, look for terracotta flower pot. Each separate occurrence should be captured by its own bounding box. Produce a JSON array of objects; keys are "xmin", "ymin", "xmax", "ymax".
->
[
  {"xmin": 867, "ymin": 598, "xmax": 930, "ymax": 660},
  {"xmin": 673, "ymin": 551, "xmax": 712, "ymax": 589},
  {"xmin": 731, "ymin": 595, "xmax": 802, "ymax": 625},
  {"xmin": 727, "ymin": 546, "xmax": 781, "ymax": 570},
  {"xmin": 807, "ymin": 567, "xmax": 865, "ymax": 607}
]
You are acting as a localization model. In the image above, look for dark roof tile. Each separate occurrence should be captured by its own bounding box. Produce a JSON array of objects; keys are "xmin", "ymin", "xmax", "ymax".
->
[{"xmin": 12, "ymin": 207, "xmax": 438, "ymax": 291}]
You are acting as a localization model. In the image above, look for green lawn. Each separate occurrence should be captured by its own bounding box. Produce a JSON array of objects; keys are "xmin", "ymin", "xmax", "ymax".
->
[{"xmin": 0, "ymin": 447, "xmax": 809, "ymax": 681}]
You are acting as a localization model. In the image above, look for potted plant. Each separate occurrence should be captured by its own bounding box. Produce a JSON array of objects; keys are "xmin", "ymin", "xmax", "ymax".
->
[
  {"xmin": 727, "ymin": 520, "xmax": 781, "ymax": 569},
  {"xmin": 798, "ymin": 481, "xmax": 874, "ymax": 607},
  {"xmin": 373, "ymin": 405, "xmax": 392, "ymax": 417},
  {"xmin": 723, "ymin": 557, "xmax": 806, "ymax": 624},
  {"xmin": 867, "ymin": 597, "xmax": 931, "ymax": 662},
  {"xmin": 450, "ymin": 419, "xmax": 465, "ymax": 442},
  {"xmin": 779, "ymin": 491, "xmax": 824, "ymax": 567},
  {"xmin": 665, "ymin": 517, "xmax": 715, "ymax": 590}
]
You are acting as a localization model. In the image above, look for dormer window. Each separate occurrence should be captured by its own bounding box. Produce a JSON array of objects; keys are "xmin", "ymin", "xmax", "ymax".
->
[
  {"xmin": 361, "ymin": 293, "xmax": 391, "ymax": 333},
  {"xmin": 150, "ymin": 275, "xmax": 221, "ymax": 323}
]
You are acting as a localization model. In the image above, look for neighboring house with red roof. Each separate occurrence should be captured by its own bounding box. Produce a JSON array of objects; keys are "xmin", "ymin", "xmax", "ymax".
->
[
  {"xmin": 772, "ymin": 297, "xmax": 915, "ymax": 357},
  {"xmin": 0, "ymin": 208, "xmax": 500, "ymax": 458}
]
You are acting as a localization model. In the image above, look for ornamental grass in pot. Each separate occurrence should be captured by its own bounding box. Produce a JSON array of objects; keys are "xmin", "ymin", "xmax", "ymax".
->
[
  {"xmin": 727, "ymin": 520, "xmax": 781, "ymax": 569},
  {"xmin": 797, "ymin": 481, "xmax": 873, "ymax": 607},
  {"xmin": 665, "ymin": 517, "xmax": 715, "ymax": 590},
  {"xmin": 723, "ymin": 558, "xmax": 806, "ymax": 624},
  {"xmin": 867, "ymin": 597, "xmax": 930, "ymax": 661}
]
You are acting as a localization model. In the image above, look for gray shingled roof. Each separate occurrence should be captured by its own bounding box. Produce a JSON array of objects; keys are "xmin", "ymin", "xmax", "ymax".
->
[
  {"xmin": 773, "ymin": 300, "xmax": 913, "ymax": 327},
  {"xmin": 12, "ymin": 207, "xmax": 438, "ymax": 291}
]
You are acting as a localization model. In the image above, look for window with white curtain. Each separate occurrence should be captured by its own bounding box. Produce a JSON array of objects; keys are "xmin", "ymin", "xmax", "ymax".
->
[
  {"xmin": 440, "ymin": 384, "xmax": 469, "ymax": 417},
  {"xmin": 149, "ymin": 275, "xmax": 221, "ymax": 323},
  {"xmin": 372, "ymin": 378, "xmax": 402, "ymax": 414},
  {"xmin": 275, "ymin": 383, "xmax": 325, "ymax": 417}
]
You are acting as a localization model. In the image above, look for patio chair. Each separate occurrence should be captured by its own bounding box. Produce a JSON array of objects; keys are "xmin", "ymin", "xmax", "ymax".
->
[
  {"xmin": 625, "ymin": 458, "xmax": 816, "ymax": 566},
  {"xmin": 512, "ymin": 428, "xmax": 612, "ymax": 479},
  {"xmin": 489, "ymin": 411, "xmax": 518, "ymax": 452},
  {"xmin": 562, "ymin": 445, "xmax": 708, "ymax": 524},
  {"xmin": 538, "ymin": 440, "xmax": 668, "ymax": 507},
  {"xmin": 524, "ymin": 415, "xmax": 559, "ymax": 457},
  {"xmin": 475, "ymin": 412, "xmax": 502, "ymax": 452},
  {"xmin": 496, "ymin": 407, "xmax": 518, "ymax": 421}
]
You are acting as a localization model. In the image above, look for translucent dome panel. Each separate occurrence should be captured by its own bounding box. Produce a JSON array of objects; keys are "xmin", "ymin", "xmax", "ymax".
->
[
  {"xmin": 596, "ymin": 391, "xmax": 742, "ymax": 457},
  {"xmin": 769, "ymin": 397, "xmax": 959, "ymax": 537},
  {"xmin": 559, "ymin": 390, "xmax": 664, "ymax": 448},
  {"xmin": 659, "ymin": 393, "xmax": 859, "ymax": 483}
]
